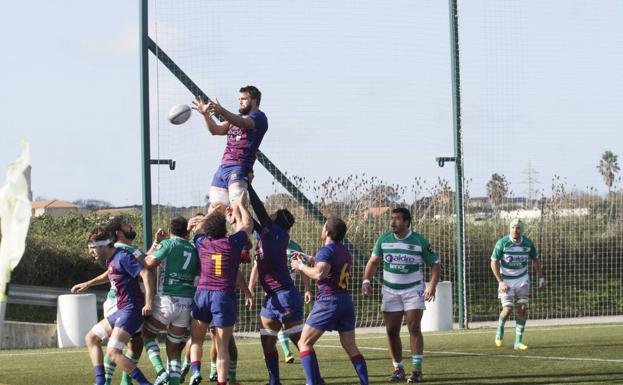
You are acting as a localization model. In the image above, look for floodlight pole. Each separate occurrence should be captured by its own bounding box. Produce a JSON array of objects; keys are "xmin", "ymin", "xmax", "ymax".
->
[
  {"xmin": 139, "ymin": 0, "xmax": 153, "ymax": 248},
  {"xmin": 448, "ymin": 0, "xmax": 467, "ymax": 329}
]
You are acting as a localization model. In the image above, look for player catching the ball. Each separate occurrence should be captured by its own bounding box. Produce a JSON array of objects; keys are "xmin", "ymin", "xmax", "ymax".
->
[{"xmin": 192, "ymin": 85, "xmax": 268, "ymax": 214}]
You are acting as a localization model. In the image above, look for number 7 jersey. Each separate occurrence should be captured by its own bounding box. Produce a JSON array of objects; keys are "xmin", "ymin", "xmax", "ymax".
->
[
  {"xmin": 151, "ymin": 236, "xmax": 199, "ymax": 298},
  {"xmin": 315, "ymin": 242, "xmax": 352, "ymax": 297}
]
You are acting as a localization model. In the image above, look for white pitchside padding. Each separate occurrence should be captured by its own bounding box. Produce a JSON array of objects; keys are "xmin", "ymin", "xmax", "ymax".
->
[
  {"xmin": 57, "ymin": 294, "xmax": 98, "ymax": 348},
  {"xmin": 421, "ymin": 281, "xmax": 453, "ymax": 332}
]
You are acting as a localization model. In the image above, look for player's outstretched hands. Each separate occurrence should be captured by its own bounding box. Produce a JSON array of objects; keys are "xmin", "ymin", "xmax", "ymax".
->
[
  {"xmin": 424, "ymin": 284, "xmax": 436, "ymax": 302},
  {"xmin": 304, "ymin": 290, "xmax": 312, "ymax": 304},
  {"xmin": 290, "ymin": 252, "xmax": 306, "ymax": 272},
  {"xmin": 154, "ymin": 228, "xmax": 166, "ymax": 243},
  {"xmin": 71, "ymin": 282, "xmax": 88, "ymax": 293},
  {"xmin": 188, "ymin": 215, "xmax": 205, "ymax": 234},
  {"xmin": 207, "ymin": 98, "xmax": 223, "ymax": 115},
  {"xmin": 498, "ymin": 281, "xmax": 510, "ymax": 293},
  {"xmin": 192, "ymin": 95, "xmax": 209, "ymax": 115}
]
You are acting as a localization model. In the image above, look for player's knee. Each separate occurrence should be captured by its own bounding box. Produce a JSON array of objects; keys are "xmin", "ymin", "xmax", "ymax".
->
[
  {"xmin": 166, "ymin": 330, "xmax": 186, "ymax": 345},
  {"xmin": 85, "ymin": 331, "xmax": 100, "ymax": 347},
  {"xmin": 407, "ymin": 321, "xmax": 422, "ymax": 336}
]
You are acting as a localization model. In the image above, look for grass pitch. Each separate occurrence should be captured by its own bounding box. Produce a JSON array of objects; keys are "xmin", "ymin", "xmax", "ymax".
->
[{"xmin": 0, "ymin": 323, "xmax": 621, "ymax": 385}]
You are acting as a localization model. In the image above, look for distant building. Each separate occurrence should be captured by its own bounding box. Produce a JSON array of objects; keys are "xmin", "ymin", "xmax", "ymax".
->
[
  {"xmin": 365, "ymin": 207, "xmax": 390, "ymax": 218},
  {"xmin": 32, "ymin": 200, "xmax": 79, "ymax": 218}
]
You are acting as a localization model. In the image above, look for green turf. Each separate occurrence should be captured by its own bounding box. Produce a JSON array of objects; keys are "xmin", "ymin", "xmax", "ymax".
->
[{"xmin": 0, "ymin": 323, "xmax": 621, "ymax": 385}]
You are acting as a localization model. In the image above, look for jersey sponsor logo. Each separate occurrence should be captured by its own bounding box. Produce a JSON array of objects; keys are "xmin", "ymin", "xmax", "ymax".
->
[
  {"xmin": 155, "ymin": 243, "xmax": 163, "ymax": 250},
  {"xmin": 230, "ymin": 172, "xmax": 238, "ymax": 180},
  {"xmin": 384, "ymin": 253, "xmax": 418, "ymax": 264},
  {"xmin": 504, "ymin": 254, "xmax": 528, "ymax": 267}
]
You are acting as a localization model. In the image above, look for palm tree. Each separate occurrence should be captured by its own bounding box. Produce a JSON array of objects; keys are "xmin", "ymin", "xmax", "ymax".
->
[
  {"xmin": 596, "ymin": 150, "xmax": 620, "ymax": 195},
  {"xmin": 487, "ymin": 173, "xmax": 509, "ymax": 215}
]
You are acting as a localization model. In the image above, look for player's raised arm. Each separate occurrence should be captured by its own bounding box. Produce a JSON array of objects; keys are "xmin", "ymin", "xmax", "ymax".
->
[
  {"xmin": 192, "ymin": 95, "xmax": 230, "ymax": 135},
  {"xmin": 231, "ymin": 196, "xmax": 253, "ymax": 236},
  {"xmin": 247, "ymin": 184, "xmax": 271, "ymax": 228},
  {"xmin": 207, "ymin": 98, "xmax": 256, "ymax": 130},
  {"xmin": 291, "ymin": 252, "xmax": 330, "ymax": 281}
]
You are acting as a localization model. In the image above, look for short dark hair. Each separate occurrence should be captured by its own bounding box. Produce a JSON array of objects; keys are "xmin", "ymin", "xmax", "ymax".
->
[
  {"xmin": 273, "ymin": 209, "xmax": 295, "ymax": 230},
  {"xmin": 325, "ymin": 217, "xmax": 347, "ymax": 242},
  {"xmin": 105, "ymin": 216, "xmax": 127, "ymax": 234},
  {"xmin": 170, "ymin": 216, "xmax": 188, "ymax": 237},
  {"xmin": 86, "ymin": 226, "xmax": 115, "ymax": 245},
  {"xmin": 203, "ymin": 212, "xmax": 227, "ymax": 239},
  {"xmin": 392, "ymin": 207, "xmax": 411, "ymax": 225},
  {"xmin": 240, "ymin": 85, "xmax": 261, "ymax": 106}
]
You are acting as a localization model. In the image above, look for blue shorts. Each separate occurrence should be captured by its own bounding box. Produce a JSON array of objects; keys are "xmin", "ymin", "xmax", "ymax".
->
[
  {"xmin": 306, "ymin": 294, "xmax": 355, "ymax": 332},
  {"xmin": 260, "ymin": 286, "xmax": 304, "ymax": 324},
  {"xmin": 106, "ymin": 307, "xmax": 144, "ymax": 336},
  {"xmin": 211, "ymin": 164, "xmax": 250, "ymax": 189},
  {"xmin": 191, "ymin": 290, "xmax": 237, "ymax": 327}
]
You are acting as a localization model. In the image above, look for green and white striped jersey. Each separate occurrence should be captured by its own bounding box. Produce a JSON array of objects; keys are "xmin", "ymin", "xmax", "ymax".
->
[
  {"xmin": 107, "ymin": 243, "xmax": 145, "ymax": 300},
  {"xmin": 151, "ymin": 236, "xmax": 199, "ymax": 298},
  {"xmin": 372, "ymin": 231, "xmax": 439, "ymax": 290},
  {"xmin": 491, "ymin": 235, "xmax": 538, "ymax": 280}
]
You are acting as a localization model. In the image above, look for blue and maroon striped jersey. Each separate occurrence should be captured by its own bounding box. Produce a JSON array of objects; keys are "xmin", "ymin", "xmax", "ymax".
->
[
  {"xmin": 106, "ymin": 248, "xmax": 144, "ymax": 310},
  {"xmin": 221, "ymin": 110, "xmax": 268, "ymax": 169},
  {"xmin": 194, "ymin": 231, "xmax": 248, "ymax": 292},
  {"xmin": 254, "ymin": 223, "xmax": 294, "ymax": 294},
  {"xmin": 315, "ymin": 242, "xmax": 352, "ymax": 297}
]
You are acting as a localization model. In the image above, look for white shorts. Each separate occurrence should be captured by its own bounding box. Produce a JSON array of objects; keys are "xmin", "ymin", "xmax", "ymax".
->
[
  {"xmin": 103, "ymin": 298, "xmax": 118, "ymax": 318},
  {"xmin": 151, "ymin": 295, "xmax": 193, "ymax": 328},
  {"xmin": 499, "ymin": 278, "xmax": 530, "ymax": 305},
  {"xmin": 381, "ymin": 285, "xmax": 426, "ymax": 312}
]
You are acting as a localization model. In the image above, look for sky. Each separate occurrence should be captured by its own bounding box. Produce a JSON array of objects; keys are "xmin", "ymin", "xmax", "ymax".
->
[{"xmin": 1, "ymin": 0, "xmax": 622, "ymax": 207}]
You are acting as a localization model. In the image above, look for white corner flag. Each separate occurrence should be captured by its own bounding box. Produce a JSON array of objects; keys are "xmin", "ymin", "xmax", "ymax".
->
[{"xmin": 0, "ymin": 140, "xmax": 32, "ymax": 348}]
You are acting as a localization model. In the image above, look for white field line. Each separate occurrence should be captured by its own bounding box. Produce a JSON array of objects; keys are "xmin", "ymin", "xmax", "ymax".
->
[
  {"xmin": 314, "ymin": 344, "xmax": 623, "ymax": 364},
  {"xmin": 1, "ymin": 324, "xmax": 620, "ymax": 358}
]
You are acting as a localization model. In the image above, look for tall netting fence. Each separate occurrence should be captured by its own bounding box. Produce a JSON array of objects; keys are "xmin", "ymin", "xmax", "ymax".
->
[
  {"xmin": 147, "ymin": 0, "xmax": 623, "ymax": 331},
  {"xmin": 457, "ymin": 1, "xmax": 623, "ymax": 323}
]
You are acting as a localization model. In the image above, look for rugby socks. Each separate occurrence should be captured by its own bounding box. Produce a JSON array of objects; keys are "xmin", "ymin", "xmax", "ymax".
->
[
  {"xmin": 168, "ymin": 358, "xmax": 181, "ymax": 385},
  {"xmin": 128, "ymin": 367, "xmax": 150, "ymax": 385},
  {"xmin": 94, "ymin": 364, "xmax": 106, "ymax": 385},
  {"xmin": 515, "ymin": 319, "xmax": 526, "ymax": 345},
  {"xmin": 350, "ymin": 354, "xmax": 369, "ymax": 385},
  {"xmin": 412, "ymin": 354, "xmax": 423, "ymax": 371},
  {"xmin": 191, "ymin": 360, "xmax": 201, "ymax": 376},
  {"xmin": 228, "ymin": 359, "xmax": 238, "ymax": 383},
  {"xmin": 121, "ymin": 353, "xmax": 141, "ymax": 385},
  {"xmin": 300, "ymin": 350, "xmax": 321, "ymax": 385},
  {"xmin": 145, "ymin": 338, "xmax": 165, "ymax": 373},
  {"xmin": 209, "ymin": 361, "xmax": 218, "ymax": 378},
  {"xmin": 278, "ymin": 329, "xmax": 292, "ymax": 357},
  {"xmin": 392, "ymin": 360, "xmax": 405, "ymax": 370},
  {"xmin": 103, "ymin": 355, "xmax": 116, "ymax": 385},
  {"xmin": 496, "ymin": 314, "xmax": 508, "ymax": 340},
  {"xmin": 264, "ymin": 350, "xmax": 281, "ymax": 385}
]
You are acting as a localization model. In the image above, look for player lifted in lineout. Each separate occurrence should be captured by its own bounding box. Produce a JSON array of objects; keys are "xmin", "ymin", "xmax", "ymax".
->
[{"xmin": 192, "ymin": 85, "xmax": 268, "ymax": 214}]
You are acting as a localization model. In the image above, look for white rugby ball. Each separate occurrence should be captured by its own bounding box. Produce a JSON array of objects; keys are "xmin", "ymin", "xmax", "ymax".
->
[{"xmin": 168, "ymin": 104, "xmax": 192, "ymax": 125}]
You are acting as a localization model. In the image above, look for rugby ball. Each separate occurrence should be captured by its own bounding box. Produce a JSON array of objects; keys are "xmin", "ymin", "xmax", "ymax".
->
[{"xmin": 168, "ymin": 104, "xmax": 192, "ymax": 125}]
